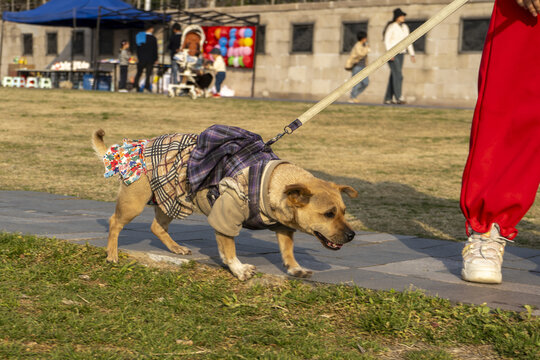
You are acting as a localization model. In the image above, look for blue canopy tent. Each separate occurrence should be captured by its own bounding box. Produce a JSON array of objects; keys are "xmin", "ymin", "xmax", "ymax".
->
[{"xmin": 0, "ymin": 0, "xmax": 169, "ymax": 88}]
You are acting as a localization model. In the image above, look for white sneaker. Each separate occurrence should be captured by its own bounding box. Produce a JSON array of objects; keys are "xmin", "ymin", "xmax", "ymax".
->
[{"xmin": 461, "ymin": 223, "xmax": 507, "ymax": 284}]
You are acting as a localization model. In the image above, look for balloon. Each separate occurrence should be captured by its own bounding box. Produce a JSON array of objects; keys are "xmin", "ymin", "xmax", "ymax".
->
[
  {"xmin": 238, "ymin": 56, "xmax": 245, "ymax": 67},
  {"xmin": 227, "ymin": 47, "xmax": 234, "ymax": 57},
  {"xmin": 219, "ymin": 37, "xmax": 228, "ymax": 46},
  {"xmin": 244, "ymin": 28, "xmax": 253, "ymax": 38},
  {"xmin": 221, "ymin": 27, "xmax": 230, "ymax": 37},
  {"xmin": 228, "ymin": 37, "xmax": 236, "ymax": 47},
  {"xmin": 243, "ymin": 56, "xmax": 253, "ymax": 68},
  {"xmin": 234, "ymin": 39, "xmax": 240, "ymax": 47},
  {"xmin": 228, "ymin": 57, "xmax": 234, "ymax": 66},
  {"xmin": 214, "ymin": 28, "xmax": 221, "ymax": 38},
  {"xmin": 238, "ymin": 28, "xmax": 245, "ymax": 38},
  {"xmin": 233, "ymin": 57, "xmax": 239, "ymax": 67},
  {"xmin": 220, "ymin": 47, "xmax": 227, "ymax": 57},
  {"xmin": 238, "ymin": 38, "xmax": 244, "ymax": 47},
  {"xmin": 243, "ymin": 46, "xmax": 252, "ymax": 56},
  {"xmin": 207, "ymin": 38, "xmax": 217, "ymax": 46},
  {"xmin": 244, "ymin": 37, "xmax": 253, "ymax": 47},
  {"xmin": 230, "ymin": 28, "xmax": 237, "ymax": 37}
]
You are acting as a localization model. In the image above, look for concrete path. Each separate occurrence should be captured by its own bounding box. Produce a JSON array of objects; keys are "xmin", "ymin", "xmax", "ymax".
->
[{"xmin": 1, "ymin": 190, "xmax": 539, "ymax": 313}]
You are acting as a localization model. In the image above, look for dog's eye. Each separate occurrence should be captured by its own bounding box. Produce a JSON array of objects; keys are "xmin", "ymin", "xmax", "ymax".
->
[{"xmin": 324, "ymin": 211, "xmax": 335, "ymax": 219}]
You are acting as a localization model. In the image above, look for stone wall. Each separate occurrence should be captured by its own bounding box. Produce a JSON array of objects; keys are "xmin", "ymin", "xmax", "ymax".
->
[
  {"xmin": 219, "ymin": 0, "xmax": 494, "ymax": 106},
  {"xmin": 1, "ymin": 0, "xmax": 495, "ymax": 106}
]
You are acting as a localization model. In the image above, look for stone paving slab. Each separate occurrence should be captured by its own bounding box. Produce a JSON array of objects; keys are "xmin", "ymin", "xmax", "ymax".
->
[{"xmin": 1, "ymin": 190, "xmax": 539, "ymax": 313}]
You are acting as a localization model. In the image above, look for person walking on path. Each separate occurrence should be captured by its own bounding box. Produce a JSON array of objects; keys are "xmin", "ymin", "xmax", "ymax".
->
[
  {"xmin": 134, "ymin": 24, "xmax": 158, "ymax": 93},
  {"xmin": 168, "ymin": 23, "xmax": 182, "ymax": 85},
  {"xmin": 345, "ymin": 31, "xmax": 370, "ymax": 103},
  {"xmin": 460, "ymin": 0, "xmax": 540, "ymax": 284},
  {"xmin": 383, "ymin": 8, "xmax": 415, "ymax": 105},
  {"xmin": 118, "ymin": 40, "xmax": 130, "ymax": 92}
]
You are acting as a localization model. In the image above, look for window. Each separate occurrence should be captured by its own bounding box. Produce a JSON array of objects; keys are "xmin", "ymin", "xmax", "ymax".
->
[
  {"xmin": 341, "ymin": 22, "xmax": 368, "ymax": 53},
  {"xmin": 22, "ymin": 34, "xmax": 33, "ymax": 55},
  {"xmin": 256, "ymin": 25, "xmax": 266, "ymax": 54},
  {"xmin": 291, "ymin": 23, "xmax": 314, "ymax": 53},
  {"xmin": 460, "ymin": 18, "xmax": 490, "ymax": 52},
  {"xmin": 405, "ymin": 20, "xmax": 427, "ymax": 53},
  {"xmin": 73, "ymin": 30, "xmax": 85, "ymax": 55},
  {"xmin": 46, "ymin": 32, "xmax": 58, "ymax": 55},
  {"xmin": 99, "ymin": 30, "xmax": 114, "ymax": 55}
]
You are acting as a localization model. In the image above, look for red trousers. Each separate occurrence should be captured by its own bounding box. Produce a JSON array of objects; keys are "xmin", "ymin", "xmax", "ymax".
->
[{"xmin": 460, "ymin": 0, "xmax": 540, "ymax": 240}]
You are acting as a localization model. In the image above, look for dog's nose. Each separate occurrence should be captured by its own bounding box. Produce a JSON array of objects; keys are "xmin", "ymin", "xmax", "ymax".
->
[{"xmin": 346, "ymin": 230, "xmax": 355, "ymax": 242}]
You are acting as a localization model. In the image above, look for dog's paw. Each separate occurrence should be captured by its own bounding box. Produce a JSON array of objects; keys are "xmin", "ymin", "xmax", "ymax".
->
[
  {"xmin": 168, "ymin": 243, "xmax": 191, "ymax": 255},
  {"xmin": 106, "ymin": 254, "xmax": 118, "ymax": 263},
  {"xmin": 234, "ymin": 264, "xmax": 257, "ymax": 281},
  {"xmin": 287, "ymin": 266, "xmax": 313, "ymax": 278}
]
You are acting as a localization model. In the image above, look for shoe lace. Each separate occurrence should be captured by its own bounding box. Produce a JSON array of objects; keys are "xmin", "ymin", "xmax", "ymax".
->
[{"xmin": 464, "ymin": 224, "xmax": 507, "ymax": 261}]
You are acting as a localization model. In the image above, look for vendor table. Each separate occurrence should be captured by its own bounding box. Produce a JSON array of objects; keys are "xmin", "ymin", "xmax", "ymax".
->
[{"xmin": 16, "ymin": 68, "xmax": 113, "ymax": 90}]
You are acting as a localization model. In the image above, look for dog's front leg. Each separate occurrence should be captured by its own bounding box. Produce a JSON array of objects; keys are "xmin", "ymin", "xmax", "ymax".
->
[
  {"xmin": 276, "ymin": 230, "xmax": 313, "ymax": 278},
  {"xmin": 215, "ymin": 232, "xmax": 257, "ymax": 281}
]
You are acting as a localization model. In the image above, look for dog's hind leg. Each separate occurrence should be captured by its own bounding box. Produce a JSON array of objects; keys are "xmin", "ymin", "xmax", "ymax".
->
[
  {"xmin": 107, "ymin": 179, "xmax": 151, "ymax": 263},
  {"xmin": 151, "ymin": 207, "xmax": 191, "ymax": 255},
  {"xmin": 215, "ymin": 232, "xmax": 256, "ymax": 281},
  {"xmin": 276, "ymin": 230, "xmax": 313, "ymax": 278}
]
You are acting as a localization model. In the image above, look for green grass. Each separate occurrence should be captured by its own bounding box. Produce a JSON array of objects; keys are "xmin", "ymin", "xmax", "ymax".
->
[{"xmin": 1, "ymin": 233, "xmax": 538, "ymax": 359}]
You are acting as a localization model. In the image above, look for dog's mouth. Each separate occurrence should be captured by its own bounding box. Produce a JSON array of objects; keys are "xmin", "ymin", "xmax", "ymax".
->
[{"xmin": 314, "ymin": 231, "xmax": 343, "ymax": 251}]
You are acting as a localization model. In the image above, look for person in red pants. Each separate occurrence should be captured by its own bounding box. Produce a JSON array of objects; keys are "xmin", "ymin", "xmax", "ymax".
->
[{"xmin": 460, "ymin": 0, "xmax": 540, "ymax": 284}]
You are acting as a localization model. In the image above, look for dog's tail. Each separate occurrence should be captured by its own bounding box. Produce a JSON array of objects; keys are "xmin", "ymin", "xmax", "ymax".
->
[{"xmin": 92, "ymin": 129, "xmax": 108, "ymax": 158}]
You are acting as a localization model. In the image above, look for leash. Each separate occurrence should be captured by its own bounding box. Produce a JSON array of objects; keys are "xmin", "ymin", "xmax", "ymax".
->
[{"xmin": 265, "ymin": 0, "xmax": 470, "ymax": 147}]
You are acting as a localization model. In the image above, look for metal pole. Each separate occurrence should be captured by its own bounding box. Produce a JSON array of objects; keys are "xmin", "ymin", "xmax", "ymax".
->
[
  {"xmin": 250, "ymin": 20, "xmax": 259, "ymax": 98},
  {"xmin": 0, "ymin": 19, "xmax": 5, "ymax": 81},
  {"xmin": 161, "ymin": 12, "xmax": 167, "ymax": 94},
  {"xmin": 71, "ymin": 9, "xmax": 76, "ymax": 84},
  {"xmin": 92, "ymin": 7, "xmax": 102, "ymax": 90},
  {"xmin": 295, "ymin": 0, "xmax": 470, "ymax": 126}
]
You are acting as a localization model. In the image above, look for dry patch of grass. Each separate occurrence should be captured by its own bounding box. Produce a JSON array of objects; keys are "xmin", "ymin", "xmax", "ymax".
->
[{"xmin": 0, "ymin": 88, "xmax": 538, "ymax": 247}]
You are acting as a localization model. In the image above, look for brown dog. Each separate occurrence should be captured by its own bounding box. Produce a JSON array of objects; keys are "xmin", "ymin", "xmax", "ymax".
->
[{"xmin": 93, "ymin": 129, "xmax": 358, "ymax": 280}]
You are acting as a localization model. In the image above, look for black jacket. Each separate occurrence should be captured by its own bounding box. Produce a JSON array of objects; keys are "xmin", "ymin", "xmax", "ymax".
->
[
  {"xmin": 137, "ymin": 34, "xmax": 158, "ymax": 64},
  {"xmin": 168, "ymin": 33, "xmax": 182, "ymax": 56}
]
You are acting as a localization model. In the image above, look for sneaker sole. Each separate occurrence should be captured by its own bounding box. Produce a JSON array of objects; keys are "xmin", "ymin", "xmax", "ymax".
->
[{"xmin": 461, "ymin": 269, "xmax": 502, "ymax": 284}]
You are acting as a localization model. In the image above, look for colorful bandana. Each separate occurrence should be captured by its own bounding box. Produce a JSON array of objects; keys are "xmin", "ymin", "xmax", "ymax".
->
[{"xmin": 103, "ymin": 139, "xmax": 147, "ymax": 185}]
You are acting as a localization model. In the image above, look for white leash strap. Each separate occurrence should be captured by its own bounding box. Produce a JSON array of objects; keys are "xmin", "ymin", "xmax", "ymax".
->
[{"xmin": 266, "ymin": 0, "xmax": 470, "ymax": 146}]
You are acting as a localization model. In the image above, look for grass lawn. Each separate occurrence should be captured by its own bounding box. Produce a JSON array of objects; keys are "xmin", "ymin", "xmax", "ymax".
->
[
  {"xmin": 0, "ymin": 88, "xmax": 539, "ymax": 359},
  {"xmin": 1, "ymin": 233, "xmax": 538, "ymax": 359},
  {"xmin": 0, "ymin": 88, "xmax": 537, "ymax": 247}
]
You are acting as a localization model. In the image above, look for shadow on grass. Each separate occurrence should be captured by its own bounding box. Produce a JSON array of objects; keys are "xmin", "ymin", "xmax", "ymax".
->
[{"xmin": 310, "ymin": 170, "xmax": 540, "ymax": 277}]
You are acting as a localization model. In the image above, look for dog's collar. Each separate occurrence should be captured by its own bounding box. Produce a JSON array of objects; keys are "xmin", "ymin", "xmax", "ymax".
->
[{"xmin": 260, "ymin": 160, "xmax": 289, "ymax": 221}]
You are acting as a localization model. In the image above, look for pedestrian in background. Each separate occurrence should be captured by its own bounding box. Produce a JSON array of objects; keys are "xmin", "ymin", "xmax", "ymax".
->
[
  {"xmin": 134, "ymin": 24, "xmax": 158, "ymax": 93},
  {"xmin": 383, "ymin": 8, "xmax": 415, "ymax": 104},
  {"xmin": 345, "ymin": 31, "xmax": 370, "ymax": 103},
  {"xmin": 210, "ymin": 48, "xmax": 226, "ymax": 98},
  {"xmin": 168, "ymin": 23, "xmax": 182, "ymax": 85},
  {"xmin": 118, "ymin": 40, "xmax": 130, "ymax": 93}
]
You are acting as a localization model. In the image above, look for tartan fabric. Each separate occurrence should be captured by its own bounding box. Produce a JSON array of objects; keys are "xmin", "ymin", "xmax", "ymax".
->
[
  {"xmin": 188, "ymin": 125, "xmax": 279, "ymax": 194},
  {"xmin": 144, "ymin": 133, "xmax": 198, "ymax": 219},
  {"xmin": 187, "ymin": 125, "xmax": 280, "ymax": 230}
]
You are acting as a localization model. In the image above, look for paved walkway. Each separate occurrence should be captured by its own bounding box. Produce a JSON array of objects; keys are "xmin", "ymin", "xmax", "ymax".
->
[{"xmin": 1, "ymin": 190, "xmax": 539, "ymax": 313}]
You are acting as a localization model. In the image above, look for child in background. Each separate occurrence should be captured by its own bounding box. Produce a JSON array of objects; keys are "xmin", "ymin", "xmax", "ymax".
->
[
  {"xmin": 210, "ymin": 48, "xmax": 226, "ymax": 98},
  {"xmin": 118, "ymin": 40, "xmax": 130, "ymax": 92}
]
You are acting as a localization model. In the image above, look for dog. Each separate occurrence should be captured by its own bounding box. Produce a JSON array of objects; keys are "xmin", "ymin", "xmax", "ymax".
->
[{"xmin": 92, "ymin": 128, "xmax": 358, "ymax": 280}]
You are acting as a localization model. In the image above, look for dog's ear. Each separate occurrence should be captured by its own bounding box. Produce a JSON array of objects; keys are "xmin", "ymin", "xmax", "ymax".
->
[
  {"xmin": 284, "ymin": 184, "xmax": 313, "ymax": 208},
  {"xmin": 337, "ymin": 185, "xmax": 358, "ymax": 198}
]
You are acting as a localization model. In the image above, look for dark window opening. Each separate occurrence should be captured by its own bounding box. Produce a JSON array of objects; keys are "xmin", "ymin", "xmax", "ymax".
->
[
  {"xmin": 47, "ymin": 32, "xmax": 58, "ymax": 55},
  {"xmin": 341, "ymin": 22, "xmax": 368, "ymax": 53},
  {"xmin": 256, "ymin": 25, "xmax": 266, "ymax": 54},
  {"xmin": 99, "ymin": 30, "xmax": 115, "ymax": 55},
  {"xmin": 291, "ymin": 23, "xmax": 314, "ymax": 53},
  {"xmin": 461, "ymin": 18, "xmax": 490, "ymax": 52},
  {"xmin": 405, "ymin": 20, "xmax": 427, "ymax": 53},
  {"xmin": 22, "ymin": 33, "xmax": 33, "ymax": 55},
  {"xmin": 73, "ymin": 30, "xmax": 85, "ymax": 55}
]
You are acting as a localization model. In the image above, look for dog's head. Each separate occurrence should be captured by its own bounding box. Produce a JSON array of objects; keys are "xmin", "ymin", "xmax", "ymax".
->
[{"xmin": 284, "ymin": 179, "xmax": 358, "ymax": 250}]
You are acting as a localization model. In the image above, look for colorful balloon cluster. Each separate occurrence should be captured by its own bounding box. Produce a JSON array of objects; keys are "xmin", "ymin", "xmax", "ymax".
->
[{"xmin": 203, "ymin": 26, "xmax": 255, "ymax": 69}]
